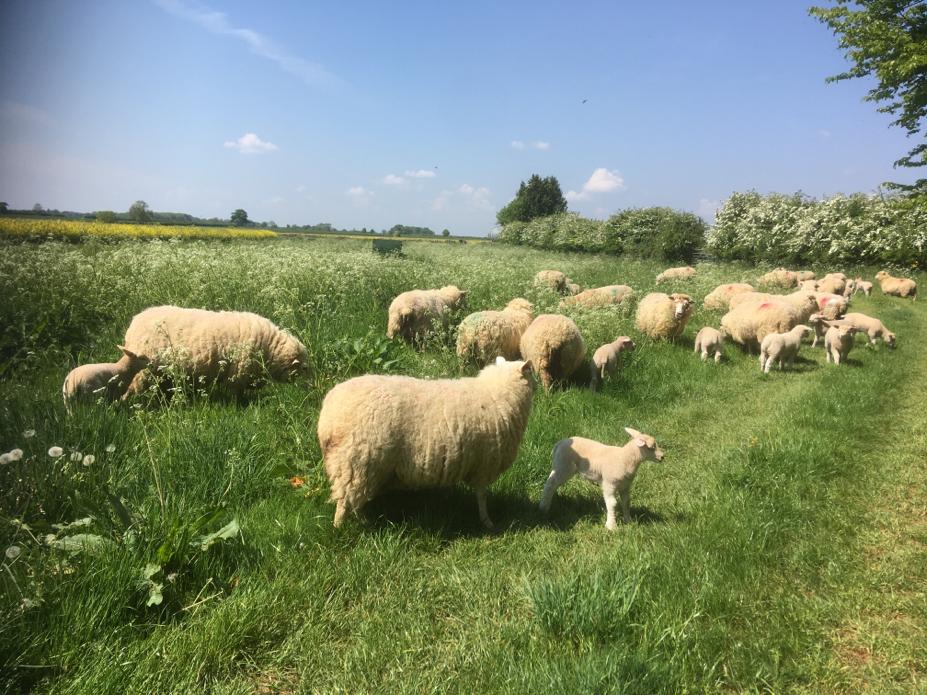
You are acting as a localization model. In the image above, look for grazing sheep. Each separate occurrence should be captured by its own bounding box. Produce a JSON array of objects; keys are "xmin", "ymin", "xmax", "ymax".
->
[
  {"xmin": 655, "ymin": 266, "xmax": 696, "ymax": 284},
  {"xmin": 824, "ymin": 321, "xmax": 861, "ymax": 365},
  {"xmin": 387, "ymin": 286, "xmax": 468, "ymax": 344},
  {"xmin": 813, "ymin": 292, "xmax": 849, "ymax": 320},
  {"xmin": 693, "ymin": 326, "xmax": 724, "ymax": 363},
  {"xmin": 729, "ymin": 290, "xmax": 819, "ymax": 323},
  {"xmin": 875, "ymin": 270, "xmax": 917, "ymax": 301},
  {"xmin": 565, "ymin": 282, "xmax": 582, "ymax": 296},
  {"xmin": 798, "ymin": 280, "xmax": 818, "ymax": 292},
  {"xmin": 721, "ymin": 299, "xmax": 803, "ymax": 352},
  {"xmin": 634, "ymin": 292, "xmax": 694, "ymax": 341},
  {"xmin": 841, "ymin": 312, "xmax": 896, "ymax": 347},
  {"xmin": 807, "ymin": 313, "xmax": 828, "ymax": 348},
  {"xmin": 539, "ymin": 428, "xmax": 665, "ymax": 530},
  {"xmin": 318, "ymin": 357, "xmax": 535, "ymax": 528},
  {"xmin": 759, "ymin": 268, "xmax": 798, "ymax": 289},
  {"xmin": 456, "ymin": 298, "xmax": 534, "ymax": 365},
  {"xmin": 759, "ymin": 325, "xmax": 813, "ymax": 373},
  {"xmin": 854, "ymin": 278, "xmax": 873, "ymax": 297},
  {"xmin": 63, "ymin": 346, "xmax": 149, "ymax": 411},
  {"xmin": 560, "ymin": 284, "xmax": 634, "ymax": 309},
  {"xmin": 816, "ymin": 273, "xmax": 847, "ymax": 296},
  {"xmin": 795, "ymin": 270, "xmax": 816, "ymax": 282},
  {"xmin": 703, "ymin": 283, "xmax": 755, "ymax": 311},
  {"xmin": 535, "ymin": 270, "xmax": 569, "ymax": 294},
  {"xmin": 121, "ymin": 306, "xmax": 307, "ymax": 398},
  {"xmin": 519, "ymin": 314, "xmax": 587, "ymax": 392},
  {"xmin": 589, "ymin": 336, "xmax": 635, "ymax": 391}
]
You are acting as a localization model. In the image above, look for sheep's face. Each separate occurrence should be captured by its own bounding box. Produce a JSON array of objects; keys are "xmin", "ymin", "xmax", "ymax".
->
[
  {"xmin": 624, "ymin": 427, "xmax": 665, "ymax": 462},
  {"xmin": 669, "ymin": 294, "xmax": 693, "ymax": 320},
  {"xmin": 875, "ymin": 271, "xmax": 888, "ymax": 280},
  {"xmin": 117, "ymin": 345, "xmax": 150, "ymax": 372},
  {"xmin": 617, "ymin": 337, "xmax": 635, "ymax": 352},
  {"xmin": 885, "ymin": 331, "xmax": 897, "ymax": 347}
]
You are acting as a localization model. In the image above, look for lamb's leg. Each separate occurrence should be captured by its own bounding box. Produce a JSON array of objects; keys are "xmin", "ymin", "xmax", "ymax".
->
[
  {"xmin": 475, "ymin": 487, "xmax": 493, "ymax": 529},
  {"xmin": 121, "ymin": 370, "xmax": 148, "ymax": 400},
  {"xmin": 713, "ymin": 349, "xmax": 721, "ymax": 364},
  {"xmin": 811, "ymin": 333, "xmax": 819, "ymax": 348},
  {"xmin": 539, "ymin": 465, "xmax": 573, "ymax": 513},
  {"xmin": 832, "ymin": 348, "xmax": 841, "ymax": 365},
  {"xmin": 826, "ymin": 347, "xmax": 833, "ymax": 363},
  {"xmin": 619, "ymin": 487, "xmax": 632, "ymax": 524},
  {"xmin": 602, "ymin": 482, "xmax": 619, "ymax": 530},
  {"xmin": 701, "ymin": 349, "xmax": 708, "ymax": 361}
]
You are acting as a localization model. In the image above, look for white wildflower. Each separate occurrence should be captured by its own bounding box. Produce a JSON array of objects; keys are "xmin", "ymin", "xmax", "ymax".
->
[
  {"xmin": 9, "ymin": 449, "xmax": 23, "ymax": 461},
  {"xmin": 82, "ymin": 454, "xmax": 95, "ymax": 467},
  {"xmin": 0, "ymin": 453, "xmax": 11, "ymax": 465},
  {"xmin": 48, "ymin": 446, "xmax": 64, "ymax": 458},
  {"xmin": 105, "ymin": 444, "xmax": 116, "ymax": 453},
  {"xmin": 23, "ymin": 429, "xmax": 36, "ymax": 439},
  {"xmin": 5, "ymin": 545, "xmax": 22, "ymax": 561},
  {"xmin": 70, "ymin": 451, "xmax": 82, "ymax": 462}
]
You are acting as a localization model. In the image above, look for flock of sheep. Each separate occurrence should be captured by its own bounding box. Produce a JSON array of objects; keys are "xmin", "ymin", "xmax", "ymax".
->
[{"xmin": 61, "ymin": 263, "xmax": 917, "ymax": 531}]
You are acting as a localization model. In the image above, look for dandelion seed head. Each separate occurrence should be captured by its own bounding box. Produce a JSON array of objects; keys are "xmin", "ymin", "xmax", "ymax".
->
[
  {"xmin": 48, "ymin": 446, "xmax": 64, "ymax": 458},
  {"xmin": 23, "ymin": 429, "xmax": 35, "ymax": 439},
  {"xmin": 70, "ymin": 451, "xmax": 82, "ymax": 462},
  {"xmin": 105, "ymin": 444, "xmax": 116, "ymax": 453},
  {"xmin": 82, "ymin": 454, "xmax": 95, "ymax": 467},
  {"xmin": 9, "ymin": 449, "xmax": 23, "ymax": 461},
  {"xmin": 5, "ymin": 545, "xmax": 22, "ymax": 560}
]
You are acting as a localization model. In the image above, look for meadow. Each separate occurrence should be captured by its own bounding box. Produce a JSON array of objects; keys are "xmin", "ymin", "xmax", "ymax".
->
[{"xmin": 0, "ymin": 236, "xmax": 925, "ymax": 693}]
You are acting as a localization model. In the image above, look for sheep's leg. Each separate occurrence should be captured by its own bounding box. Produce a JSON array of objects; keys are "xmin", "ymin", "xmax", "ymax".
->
[
  {"xmin": 602, "ymin": 482, "xmax": 619, "ymax": 530},
  {"xmin": 475, "ymin": 487, "xmax": 493, "ymax": 529},
  {"xmin": 333, "ymin": 499, "xmax": 349, "ymax": 527},
  {"xmin": 619, "ymin": 488, "xmax": 632, "ymax": 524},
  {"xmin": 811, "ymin": 333, "xmax": 819, "ymax": 348},
  {"xmin": 539, "ymin": 466, "xmax": 573, "ymax": 512},
  {"xmin": 701, "ymin": 349, "xmax": 708, "ymax": 361},
  {"xmin": 759, "ymin": 351, "xmax": 766, "ymax": 370},
  {"xmin": 832, "ymin": 349, "xmax": 841, "ymax": 365},
  {"xmin": 713, "ymin": 350, "xmax": 721, "ymax": 364}
]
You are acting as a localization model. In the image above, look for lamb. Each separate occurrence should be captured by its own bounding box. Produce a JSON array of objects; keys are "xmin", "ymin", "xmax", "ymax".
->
[
  {"xmin": 759, "ymin": 325, "xmax": 813, "ymax": 373},
  {"xmin": 565, "ymin": 282, "xmax": 582, "ymax": 296},
  {"xmin": 519, "ymin": 314, "xmax": 587, "ymax": 392},
  {"xmin": 807, "ymin": 313, "xmax": 828, "ymax": 348},
  {"xmin": 535, "ymin": 270, "xmax": 569, "ymax": 294},
  {"xmin": 317, "ymin": 357, "xmax": 535, "ymax": 528},
  {"xmin": 693, "ymin": 326, "xmax": 724, "ymax": 363},
  {"xmin": 121, "ymin": 306, "xmax": 308, "ymax": 398},
  {"xmin": 824, "ymin": 321, "xmax": 861, "ymax": 365},
  {"xmin": 840, "ymin": 312, "xmax": 896, "ymax": 347},
  {"xmin": 816, "ymin": 273, "xmax": 847, "ymax": 295},
  {"xmin": 589, "ymin": 336, "xmax": 635, "ymax": 391},
  {"xmin": 62, "ymin": 346, "xmax": 149, "ymax": 411},
  {"xmin": 539, "ymin": 428, "xmax": 665, "ymax": 530},
  {"xmin": 842, "ymin": 278, "xmax": 857, "ymax": 297},
  {"xmin": 874, "ymin": 271, "xmax": 917, "ymax": 301},
  {"xmin": 387, "ymin": 285, "xmax": 469, "ymax": 343},
  {"xmin": 655, "ymin": 266, "xmax": 696, "ymax": 284},
  {"xmin": 634, "ymin": 292, "xmax": 694, "ymax": 340},
  {"xmin": 456, "ymin": 298, "xmax": 534, "ymax": 365},
  {"xmin": 721, "ymin": 299, "xmax": 803, "ymax": 352},
  {"xmin": 853, "ymin": 278, "xmax": 873, "ymax": 297},
  {"xmin": 758, "ymin": 268, "xmax": 798, "ymax": 289},
  {"xmin": 560, "ymin": 284, "xmax": 634, "ymax": 309},
  {"xmin": 795, "ymin": 270, "xmax": 816, "ymax": 282},
  {"xmin": 703, "ymin": 283, "xmax": 754, "ymax": 311},
  {"xmin": 813, "ymin": 292, "xmax": 849, "ymax": 320}
]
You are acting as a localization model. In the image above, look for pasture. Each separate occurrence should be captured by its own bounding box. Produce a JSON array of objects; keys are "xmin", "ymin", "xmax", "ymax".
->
[{"xmin": 1, "ymin": 237, "xmax": 925, "ymax": 693}]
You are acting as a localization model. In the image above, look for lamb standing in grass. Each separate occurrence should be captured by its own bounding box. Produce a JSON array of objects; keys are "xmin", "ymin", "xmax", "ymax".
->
[
  {"xmin": 759, "ymin": 325, "xmax": 813, "ymax": 373},
  {"xmin": 318, "ymin": 357, "xmax": 535, "ymax": 528},
  {"xmin": 840, "ymin": 312, "xmax": 896, "ymax": 347},
  {"xmin": 539, "ymin": 428, "xmax": 665, "ymax": 530},
  {"xmin": 589, "ymin": 336, "xmax": 635, "ymax": 391},
  {"xmin": 824, "ymin": 321, "xmax": 861, "ymax": 365},
  {"xmin": 560, "ymin": 284, "xmax": 634, "ymax": 309},
  {"xmin": 519, "ymin": 314, "xmax": 587, "ymax": 392},
  {"xmin": 807, "ymin": 313, "xmax": 828, "ymax": 348},
  {"xmin": 854, "ymin": 278, "xmax": 873, "ymax": 297},
  {"xmin": 121, "ymin": 306, "xmax": 307, "ymax": 398},
  {"xmin": 843, "ymin": 279, "xmax": 857, "ymax": 297},
  {"xmin": 634, "ymin": 293, "xmax": 694, "ymax": 340},
  {"xmin": 798, "ymin": 280, "xmax": 818, "ymax": 292},
  {"xmin": 387, "ymin": 286, "xmax": 468, "ymax": 344},
  {"xmin": 703, "ymin": 283, "xmax": 754, "ymax": 311},
  {"xmin": 63, "ymin": 346, "xmax": 149, "ymax": 411},
  {"xmin": 693, "ymin": 326, "xmax": 724, "ymax": 363},
  {"xmin": 456, "ymin": 298, "xmax": 534, "ymax": 365},
  {"xmin": 875, "ymin": 271, "xmax": 917, "ymax": 301},
  {"xmin": 655, "ymin": 266, "xmax": 696, "ymax": 284}
]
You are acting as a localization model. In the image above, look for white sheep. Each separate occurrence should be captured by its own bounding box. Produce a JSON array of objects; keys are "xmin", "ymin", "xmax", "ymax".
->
[
  {"xmin": 758, "ymin": 268, "xmax": 798, "ymax": 289},
  {"xmin": 853, "ymin": 278, "xmax": 873, "ymax": 297},
  {"xmin": 634, "ymin": 292, "xmax": 694, "ymax": 340},
  {"xmin": 693, "ymin": 326, "xmax": 724, "ymax": 363},
  {"xmin": 535, "ymin": 270, "xmax": 570, "ymax": 294},
  {"xmin": 807, "ymin": 313, "xmax": 828, "ymax": 348},
  {"xmin": 816, "ymin": 273, "xmax": 847, "ymax": 296},
  {"xmin": 795, "ymin": 270, "xmax": 816, "ymax": 282},
  {"xmin": 565, "ymin": 282, "xmax": 582, "ymax": 296},
  {"xmin": 519, "ymin": 314, "xmax": 587, "ymax": 392},
  {"xmin": 655, "ymin": 266, "xmax": 696, "ymax": 284},
  {"xmin": 317, "ymin": 357, "xmax": 535, "ymax": 528},
  {"xmin": 842, "ymin": 278, "xmax": 857, "ymax": 297},
  {"xmin": 539, "ymin": 428, "xmax": 665, "ymax": 530},
  {"xmin": 121, "ymin": 306, "xmax": 307, "ymax": 398},
  {"xmin": 387, "ymin": 286, "xmax": 468, "ymax": 343},
  {"xmin": 812, "ymin": 292, "xmax": 849, "ymax": 320},
  {"xmin": 62, "ymin": 346, "xmax": 149, "ymax": 411},
  {"xmin": 589, "ymin": 336, "xmax": 635, "ymax": 391},
  {"xmin": 759, "ymin": 325, "xmax": 813, "ymax": 373},
  {"xmin": 456, "ymin": 298, "xmax": 534, "ymax": 365},
  {"xmin": 560, "ymin": 284, "xmax": 634, "ymax": 309},
  {"xmin": 729, "ymin": 290, "xmax": 819, "ymax": 323},
  {"xmin": 824, "ymin": 321, "xmax": 861, "ymax": 365},
  {"xmin": 721, "ymin": 298, "xmax": 804, "ymax": 352},
  {"xmin": 703, "ymin": 283, "xmax": 754, "ymax": 311},
  {"xmin": 840, "ymin": 312, "xmax": 896, "ymax": 347},
  {"xmin": 874, "ymin": 270, "xmax": 917, "ymax": 301},
  {"xmin": 797, "ymin": 280, "xmax": 818, "ymax": 292}
]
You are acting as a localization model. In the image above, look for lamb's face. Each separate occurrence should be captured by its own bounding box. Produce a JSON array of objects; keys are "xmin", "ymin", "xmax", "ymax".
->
[
  {"xmin": 625, "ymin": 427, "xmax": 665, "ymax": 462},
  {"xmin": 618, "ymin": 337, "xmax": 635, "ymax": 352},
  {"xmin": 885, "ymin": 331, "xmax": 897, "ymax": 347},
  {"xmin": 277, "ymin": 335, "xmax": 309, "ymax": 379}
]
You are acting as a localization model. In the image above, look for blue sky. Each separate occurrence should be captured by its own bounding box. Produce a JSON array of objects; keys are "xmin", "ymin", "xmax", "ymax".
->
[{"xmin": 0, "ymin": 0, "xmax": 917, "ymax": 233}]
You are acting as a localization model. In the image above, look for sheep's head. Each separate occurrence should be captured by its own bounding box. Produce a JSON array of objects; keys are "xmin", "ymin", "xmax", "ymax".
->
[
  {"xmin": 625, "ymin": 427, "xmax": 664, "ymax": 462},
  {"xmin": 669, "ymin": 293, "xmax": 694, "ymax": 320},
  {"xmin": 795, "ymin": 325, "xmax": 813, "ymax": 337},
  {"xmin": 616, "ymin": 336, "xmax": 635, "ymax": 352},
  {"xmin": 275, "ymin": 333, "xmax": 310, "ymax": 379},
  {"xmin": 875, "ymin": 270, "xmax": 889, "ymax": 280},
  {"xmin": 492, "ymin": 356, "xmax": 535, "ymax": 382},
  {"xmin": 808, "ymin": 313, "xmax": 825, "ymax": 327},
  {"xmin": 885, "ymin": 330, "xmax": 897, "ymax": 348},
  {"xmin": 505, "ymin": 298, "xmax": 534, "ymax": 316},
  {"xmin": 117, "ymin": 345, "xmax": 150, "ymax": 371}
]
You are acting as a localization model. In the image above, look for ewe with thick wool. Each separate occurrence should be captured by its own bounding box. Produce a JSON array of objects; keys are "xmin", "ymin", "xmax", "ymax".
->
[
  {"xmin": 816, "ymin": 273, "xmax": 848, "ymax": 296},
  {"xmin": 534, "ymin": 270, "xmax": 570, "ymax": 294},
  {"xmin": 795, "ymin": 270, "xmax": 816, "ymax": 282},
  {"xmin": 693, "ymin": 326, "xmax": 724, "ymax": 363},
  {"xmin": 519, "ymin": 314, "xmax": 587, "ymax": 392},
  {"xmin": 759, "ymin": 325, "xmax": 813, "ymax": 373},
  {"xmin": 317, "ymin": 357, "xmax": 536, "ymax": 528},
  {"xmin": 824, "ymin": 322, "xmax": 860, "ymax": 365},
  {"xmin": 729, "ymin": 290, "xmax": 819, "ymax": 323},
  {"xmin": 121, "ymin": 306, "xmax": 307, "ymax": 398},
  {"xmin": 655, "ymin": 266, "xmax": 696, "ymax": 284},
  {"xmin": 703, "ymin": 283, "xmax": 754, "ymax": 311},
  {"xmin": 758, "ymin": 268, "xmax": 799, "ymax": 289},
  {"xmin": 386, "ymin": 285, "xmax": 468, "ymax": 344},
  {"xmin": 456, "ymin": 298, "xmax": 534, "ymax": 365},
  {"xmin": 63, "ymin": 346, "xmax": 149, "ymax": 411},
  {"xmin": 841, "ymin": 312, "xmax": 896, "ymax": 347},
  {"xmin": 560, "ymin": 284, "xmax": 634, "ymax": 309},
  {"xmin": 634, "ymin": 292, "xmax": 694, "ymax": 340},
  {"xmin": 589, "ymin": 336, "xmax": 635, "ymax": 391},
  {"xmin": 812, "ymin": 292, "xmax": 849, "ymax": 320},
  {"xmin": 721, "ymin": 299, "xmax": 803, "ymax": 352},
  {"xmin": 875, "ymin": 270, "xmax": 917, "ymax": 300},
  {"xmin": 539, "ymin": 428, "xmax": 665, "ymax": 530}
]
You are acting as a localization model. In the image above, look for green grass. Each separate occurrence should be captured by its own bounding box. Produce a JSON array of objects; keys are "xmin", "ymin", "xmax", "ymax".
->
[{"xmin": 0, "ymin": 237, "xmax": 924, "ymax": 693}]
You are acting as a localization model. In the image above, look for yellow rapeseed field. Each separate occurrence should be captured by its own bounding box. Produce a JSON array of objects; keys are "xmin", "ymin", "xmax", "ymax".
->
[{"xmin": 0, "ymin": 217, "xmax": 278, "ymax": 240}]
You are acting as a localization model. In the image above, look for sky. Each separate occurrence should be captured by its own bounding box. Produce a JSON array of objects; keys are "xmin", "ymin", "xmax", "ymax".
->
[{"xmin": 0, "ymin": 0, "xmax": 918, "ymax": 234}]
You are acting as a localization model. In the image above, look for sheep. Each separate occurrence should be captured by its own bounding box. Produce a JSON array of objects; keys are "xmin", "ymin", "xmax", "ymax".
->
[
  {"xmin": 816, "ymin": 273, "xmax": 847, "ymax": 295},
  {"xmin": 62, "ymin": 346, "xmax": 149, "ymax": 411},
  {"xmin": 759, "ymin": 325, "xmax": 813, "ymax": 373},
  {"xmin": 387, "ymin": 286, "xmax": 469, "ymax": 344},
  {"xmin": 456, "ymin": 298, "xmax": 534, "ymax": 365},
  {"xmin": 560, "ymin": 284, "xmax": 634, "ymax": 309},
  {"xmin": 840, "ymin": 312, "xmax": 896, "ymax": 347},
  {"xmin": 795, "ymin": 270, "xmax": 816, "ymax": 282},
  {"xmin": 812, "ymin": 292, "xmax": 849, "ymax": 320},
  {"xmin": 729, "ymin": 290, "xmax": 819, "ymax": 322},
  {"xmin": 842, "ymin": 278, "xmax": 857, "ymax": 297},
  {"xmin": 519, "ymin": 314, "xmax": 587, "ymax": 392},
  {"xmin": 535, "ymin": 270, "xmax": 569, "ymax": 293},
  {"xmin": 121, "ymin": 306, "xmax": 308, "ymax": 398},
  {"xmin": 853, "ymin": 277, "xmax": 873, "ymax": 297},
  {"xmin": 807, "ymin": 313, "xmax": 828, "ymax": 348},
  {"xmin": 721, "ymin": 299, "xmax": 803, "ymax": 352},
  {"xmin": 539, "ymin": 428, "xmax": 665, "ymax": 530},
  {"xmin": 703, "ymin": 283, "xmax": 755, "ymax": 311},
  {"xmin": 693, "ymin": 326, "xmax": 724, "ymax": 363},
  {"xmin": 798, "ymin": 280, "xmax": 818, "ymax": 292},
  {"xmin": 875, "ymin": 270, "xmax": 917, "ymax": 301},
  {"xmin": 589, "ymin": 336, "xmax": 635, "ymax": 391},
  {"xmin": 758, "ymin": 268, "xmax": 798, "ymax": 289},
  {"xmin": 634, "ymin": 292, "xmax": 694, "ymax": 341},
  {"xmin": 824, "ymin": 321, "xmax": 861, "ymax": 365},
  {"xmin": 565, "ymin": 282, "xmax": 582, "ymax": 296},
  {"xmin": 317, "ymin": 357, "xmax": 535, "ymax": 528},
  {"xmin": 655, "ymin": 266, "xmax": 696, "ymax": 284}
]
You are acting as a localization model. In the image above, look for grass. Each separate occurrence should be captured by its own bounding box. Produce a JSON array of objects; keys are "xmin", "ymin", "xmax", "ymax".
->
[{"xmin": 0, "ymin": 237, "xmax": 924, "ymax": 693}]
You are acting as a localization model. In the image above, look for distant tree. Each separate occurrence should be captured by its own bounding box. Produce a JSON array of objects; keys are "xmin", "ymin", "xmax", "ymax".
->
[
  {"xmin": 0, "ymin": 202, "xmax": 8, "ymax": 214},
  {"xmin": 442, "ymin": 228, "xmax": 450, "ymax": 237},
  {"xmin": 96, "ymin": 210, "xmax": 117, "ymax": 223},
  {"xmin": 496, "ymin": 174, "xmax": 567, "ymax": 225},
  {"xmin": 32, "ymin": 203, "xmax": 44, "ymax": 213},
  {"xmin": 230, "ymin": 208, "xmax": 249, "ymax": 226},
  {"xmin": 128, "ymin": 200, "xmax": 152, "ymax": 223}
]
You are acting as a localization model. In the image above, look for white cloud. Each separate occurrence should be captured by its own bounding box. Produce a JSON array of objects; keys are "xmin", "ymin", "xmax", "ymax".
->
[
  {"xmin": 383, "ymin": 174, "xmax": 407, "ymax": 185},
  {"xmin": 511, "ymin": 139, "xmax": 550, "ymax": 151},
  {"xmin": 295, "ymin": 184, "xmax": 307, "ymax": 193},
  {"xmin": 0, "ymin": 100, "xmax": 54, "ymax": 127},
  {"xmin": 566, "ymin": 167, "xmax": 625, "ymax": 201},
  {"xmin": 347, "ymin": 186, "xmax": 370, "ymax": 196},
  {"xmin": 346, "ymin": 185, "xmax": 374, "ymax": 207},
  {"xmin": 433, "ymin": 184, "xmax": 492, "ymax": 211},
  {"xmin": 818, "ymin": 129, "xmax": 832, "ymax": 138},
  {"xmin": 696, "ymin": 198, "xmax": 719, "ymax": 221},
  {"xmin": 533, "ymin": 141, "xmax": 550, "ymax": 150},
  {"xmin": 405, "ymin": 169, "xmax": 436, "ymax": 179},
  {"xmin": 223, "ymin": 133, "xmax": 278, "ymax": 154},
  {"xmin": 511, "ymin": 140, "xmax": 526, "ymax": 149}
]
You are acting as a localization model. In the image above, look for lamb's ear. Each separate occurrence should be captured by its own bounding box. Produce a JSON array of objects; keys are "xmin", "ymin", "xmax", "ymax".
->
[
  {"xmin": 118, "ymin": 345, "xmax": 137, "ymax": 359},
  {"xmin": 634, "ymin": 438, "xmax": 648, "ymax": 448},
  {"xmin": 624, "ymin": 426, "xmax": 641, "ymax": 439},
  {"xmin": 495, "ymin": 356, "xmax": 506, "ymax": 366},
  {"xmin": 520, "ymin": 360, "xmax": 533, "ymax": 375}
]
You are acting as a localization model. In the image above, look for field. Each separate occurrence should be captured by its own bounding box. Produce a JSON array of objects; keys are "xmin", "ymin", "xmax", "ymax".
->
[
  {"xmin": 1, "ymin": 237, "xmax": 925, "ymax": 693},
  {"xmin": 0, "ymin": 218, "xmax": 278, "ymax": 241}
]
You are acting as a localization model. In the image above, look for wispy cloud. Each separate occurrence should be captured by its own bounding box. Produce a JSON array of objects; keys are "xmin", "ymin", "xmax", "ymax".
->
[
  {"xmin": 405, "ymin": 169, "xmax": 436, "ymax": 179},
  {"xmin": 346, "ymin": 186, "xmax": 374, "ymax": 207},
  {"xmin": 432, "ymin": 184, "xmax": 492, "ymax": 211},
  {"xmin": 156, "ymin": 0, "xmax": 341, "ymax": 88},
  {"xmin": 383, "ymin": 174, "xmax": 406, "ymax": 185},
  {"xmin": 566, "ymin": 168, "xmax": 625, "ymax": 201},
  {"xmin": 0, "ymin": 100, "xmax": 54, "ymax": 127},
  {"xmin": 511, "ymin": 140, "xmax": 550, "ymax": 151},
  {"xmin": 817, "ymin": 129, "xmax": 832, "ymax": 138},
  {"xmin": 223, "ymin": 133, "xmax": 278, "ymax": 154},
  {"xmin": 696, "ymin": 197, "xmax": 719, "ymax": 221}
]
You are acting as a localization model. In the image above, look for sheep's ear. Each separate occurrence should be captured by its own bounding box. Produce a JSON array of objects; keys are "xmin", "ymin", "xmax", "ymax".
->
[
  {"xmin": 118, "ymin": 345, "xmax": 137, "ymax": 359},
  {"xmin": 520, "ymin": 360, "xmax": 533, "ymax": 375},
  {"xmin": 495, "ymin": 356, "xmax": 506, "ymax": 366},
  {"xmin": 624, "ymin": 426, "xmax": 641, "ymax": 439},
  {"xmin": 634, "ymin": 437, "xmax": 648, "ymax": 448}
]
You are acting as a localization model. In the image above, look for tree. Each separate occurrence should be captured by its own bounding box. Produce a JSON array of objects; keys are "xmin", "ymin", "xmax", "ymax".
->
[
  {"xmin": 96, "ymin": 210, "xmax": 117, "ymax": 223},
  {"xmin": 496, "ymin": 174, "xmax": 567, "ymax": 225},
  {"xmin": 810, "ymin": 1, "xmax": 927, "ymax": 191},
  {"xmin": 230, "ymin": 209, "xmax": 249, "ymax": 226},
  {"xmin": 128, "ymin": 200, "xmax": 152, "ymax": 223},
  {"xmin": 442, "ymin": 228, "xmax": 450, "ymax": 237},
  {"xmin": 0, "ymin": 202, "xmax": 8, "ymax": 214},
  {"xmin": 32, "ymin": 203, "xmax": 44, "ymax": 213}
]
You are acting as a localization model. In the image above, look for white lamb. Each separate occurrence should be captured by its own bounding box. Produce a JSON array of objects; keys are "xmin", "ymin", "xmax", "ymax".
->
[
  {"xmin": 634, "ymin": 292, "xmax": 694, "ymax": 340},
  {"xmin": 317, "ymin": 357, "xmax": 535, "ymax": 528},
  {"xmin": 539, "ymin": 428, "xmax": 665, "ymax": 530},
  {"xmin": 824, "ymin": 321, "xmax": 860, "ymax": 365},
  {"xmin": 589, "ymin": 336, "xmax": 635, "ymax": 391},
  {"xmin": 840, "ymin": 312, "xmax": 896, "ymax": 347},
  {"xmin": 759, "ymin": 325, "xmax": 813, "ymax": 373},
  {"xmin": 456, "ymin": 298, "xmax": 534, "ymax": 365},
  {"xmin": 807, "ymin": 313, "xmax": 828, "ymax": 348},
  {"xmin": 62, "ymin": 346, "xmax": 149, "ymax": 411},
  {"xmin": 387, "ymin": 285, "xmax": 468, "ymax": 344},
  {"xmin": 655, "ymin": 266, "xmax": 696, "ymax": 284},
  {"xmin": 853, "ymin": 278, "xmax": 873, "ymax": 297},
  {"xmin": 693, "ymin": 326, "xmax": 724, "ymax": 363},
  {"xmin": 519, "ymin": 314, "xmax": 587, "ymax": 392},
  {"xmin": 560, "ymin": 284, "xmax": 634, "ymax": 309}
]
